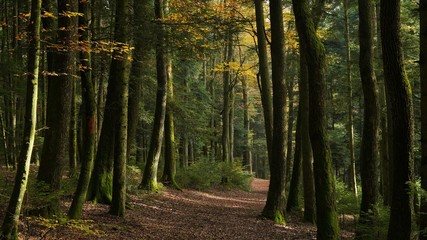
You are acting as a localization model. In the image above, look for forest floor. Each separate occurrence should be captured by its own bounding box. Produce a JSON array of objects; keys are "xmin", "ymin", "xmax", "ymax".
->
[{"xmin": 2, "ymin": 177, "xmax": 355, "ymax": 239}]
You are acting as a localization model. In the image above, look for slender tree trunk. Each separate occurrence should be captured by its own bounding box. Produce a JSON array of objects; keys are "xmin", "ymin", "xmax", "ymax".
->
[
  {"xmin": 109, "ymin": 0, "xmax": 131, "ymax": 216},
  {"xmin": 69, "ymin": 80, "xmax": 78, "ymax": 177},
  {"xmin": 380, "ymin": 0, "xmax": 415, "ymax": 239},
  {"xmin": 357, "ymin": 0, "xmax": 380, "ymax": 235},
  {"xmin": 242, "ymin": 77, "xmax": 251, "ymax": 172},
  {"xmin": 344, "ymin": 0, "xmax": 357, "ymax": 196},
  {"xmin": 0, "ymin": 0, "xmax": 40, "ymax": 236},
  {"xmin": 222, "ymin": 32, "xmax": 232, "ymax": 163},
  {"xmin": 162, "ymin": 60, "xmax": 179, "ymax": 188},
  {"xmin": 293, "ymin": 0, "xmax": 340, "ymax": 238},
  {"xmin": 420, "ymin": 0, "xmax": 427, "ymax": 238},
  {"xmin": 254, "ymin": 0, "xmax": 273, "ymax": 163},
  {"xmin": 300, "ymin": 47, "xmax": 316, "ymax": 224},
  {"xmin": 285, "ymin": 67, "xmax": 295, "ymax": 183},
  {"xmin": 37, "ymin": 0, "xmax": 77, "ymax": 217},
  {"xmin": 287, "ymin": 105, "xmax": 302, "ymax": 213},
  {"xmin": 140, "ymin": 0, "xmax": 168, "ymax": 192},
  {"xmin": 262, "ymin": 0, "xmax": 287, "ymax": 224},
  {"xmin": 68, "ymin": 0, "xmax": 97, "ymax": 220}
]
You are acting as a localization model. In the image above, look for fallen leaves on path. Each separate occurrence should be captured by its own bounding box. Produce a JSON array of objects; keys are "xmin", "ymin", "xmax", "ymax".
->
[{"xmin": 15, "ymin": 179, "xmax": 354, "ymax": 239}]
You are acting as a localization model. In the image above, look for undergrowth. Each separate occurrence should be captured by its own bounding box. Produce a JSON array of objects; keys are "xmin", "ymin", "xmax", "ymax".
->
[{"xmin": 175, "ymin": 159, "xmax": 253, "ymax": 191}]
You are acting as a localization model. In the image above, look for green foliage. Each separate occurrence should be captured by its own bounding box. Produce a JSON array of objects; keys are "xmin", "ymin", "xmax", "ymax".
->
[
  {"xmin": 356, "ymin": 204, "xmax": 390, "ymax": 240},
  {"xmin": 175, "ymin": 159, "xmax": 253, "ymax": 191},
  {"xmin": 28, "ymin": 217, "xmax": 104, "ymax": 237},
  {"xmin": 335, "ymin": 180, "xmax": 359, "ymax": 215}
]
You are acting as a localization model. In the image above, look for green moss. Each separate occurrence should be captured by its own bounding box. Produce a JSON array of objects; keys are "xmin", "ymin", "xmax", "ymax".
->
[{"xmin": 274, "ymin": 210, "xmax": 286, "ymax": 225}]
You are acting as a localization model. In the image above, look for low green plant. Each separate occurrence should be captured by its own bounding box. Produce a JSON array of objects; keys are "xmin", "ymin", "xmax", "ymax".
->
[
  {"xmin": 335, "ymin": 180, "xmax": 360, "ymax": 215},
  {"xmin": 175, "ymin": 159, "xmax": 253, "ymax": 191}
]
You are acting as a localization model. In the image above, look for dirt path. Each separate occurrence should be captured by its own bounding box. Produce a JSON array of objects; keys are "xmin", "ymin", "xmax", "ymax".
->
[{"xmin": 22, "ymin": 179, "xmax": 354, "ymax": 239}]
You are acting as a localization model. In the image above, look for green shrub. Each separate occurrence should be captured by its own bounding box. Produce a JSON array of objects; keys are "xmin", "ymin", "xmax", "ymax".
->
[
  {"xmin": 335, "ymin": 180, "xmax": 360, "ymax": 215},
  {"xmin": 176, "ymin": 159, "xmax": 253, "ymax": 191}
]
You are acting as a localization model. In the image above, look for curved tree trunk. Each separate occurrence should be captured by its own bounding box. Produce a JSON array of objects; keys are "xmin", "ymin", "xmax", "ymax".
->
[
  {"xmin": 380, "ymin": 0, "xmax": 415, "ymax": 239},
  {"xmin": 1, "ymin": 0, "xmax": 41, "ymax": 236},
  {"xmin": 140, "ymin": 0, "xmax": 168, "ymax": 192},
  {"xmin": 292, "ymin": 0, "xmax": 340, "ymax": 238},
  {"xmin": 68, "ymin": 0, "xmax": 97, "ymax": 220}
]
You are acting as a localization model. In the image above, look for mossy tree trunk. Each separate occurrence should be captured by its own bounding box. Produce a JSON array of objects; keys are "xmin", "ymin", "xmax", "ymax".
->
[
  {"xmin": 68, "ymin": 0, "xmax": 97, "ymax": 220},
  {"xmin": 128, "ymin": 0, "xmax": 154, "ymax": 165},
  {"xmin": 162, "ymin": 59, "xmax": 179, "ymax": 188},
  {"xmin": 292, "ymin": 0, "xmax": 340, "ymax": 238},
  {"xmin": 357, "ymin": 0, "xmax": 380, "ymax": 234},
  {"xmin": 109, "ymin": 0, "xmax": 131, "ymax": 216},
  {"xmin": 300, "ymin": 47, "xmax": 316, "ymax": 224},
  {"xmin": 140, "ymin": 0, "xmax": 168, "ymax": 192},
  {"xmin": 254, "ymin": 0, "xmax": 273, "ymax": 163},
  {"xmin": 0, "ymin": 0, "xmax": 41, "ymax": 237},
  {"xmin": 420, "ymin": 0, "xmax": 427, "ymax": 238},
  {"xmin": 262, "ymin": 0, "xmax": 287, "ymax": 224},
  {"xmin": 380, "ymin": 0, "xmax": 415, "ymax": 239},
  {"xmin": 37, "ymin": 0, "xmax": 77, "ymax": 217}
]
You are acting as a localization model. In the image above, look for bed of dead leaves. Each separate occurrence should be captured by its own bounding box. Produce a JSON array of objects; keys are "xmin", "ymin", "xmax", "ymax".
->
[{"xmin": 1, "ymin": 175, "xmax": 355, "ymax": 240}]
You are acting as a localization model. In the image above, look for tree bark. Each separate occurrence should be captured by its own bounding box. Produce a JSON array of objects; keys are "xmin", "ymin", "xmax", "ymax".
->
[
  {"xmin": 420, "ymin": 0, "xmax": 427, "ymax": 238},
  {"xmin": 380, "ymin": 0, "xmax": 415, "ymax": 239},
  {"xmin": 262, "ymin": 0, "xmax": 287, "ymax": 223},
  {"xmin": 1, "ymin": 0, "xmax": 40, "ymax": 236},
  {"xmin": 357, "ymin": 0, "xmax": 380, "ymax": 234},
  {"xmin": 292, "ymin": 0, "xmax": 340, "ymax": 238},
  {"xmin": 37, "ymin": 0, "xmax": 77, "ymax": 217},
  {"xmin": 68, "ymin": 0, "xmax": 97, "ymax": 220},
  {"xmin": 254, "ymin": 0, "xmax": 273, "ymax": 163},
  {"xmin": 344, "ymin": 0, "xmax": 357, "ymax": 196},
  {"xmin": 140, "ymin": 0, "xmax": 168, "ymax": 192}
]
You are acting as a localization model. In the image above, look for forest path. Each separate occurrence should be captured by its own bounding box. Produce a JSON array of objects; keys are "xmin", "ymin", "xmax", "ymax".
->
[{"xmin": 26, "ymin": 179, "xmax": 353, "ymax": 239}]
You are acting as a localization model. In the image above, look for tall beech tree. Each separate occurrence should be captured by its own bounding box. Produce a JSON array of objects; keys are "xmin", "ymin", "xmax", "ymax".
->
[
  {"xmin": 421, "ymin": 0, "xmax": 427, "ymax": 237},
  {"xmin": 68, "ymin": 0, "xmax": 97, "ymax": 220},
  {"xmin": 262, "ymin": 0, "xmax": 287, "ymax": 223},
  {"xmin": 37, "ymin": 0, "xmax": 77, "ymax": 217},
  {"xmin": 254, "ymin": 0, "xmax": 273, "ymax": 162},
  {"xmin": 109, "ymin": 0, "xmax": 131, "ymax": 216},
  {"xmin": 292, "ymin": 0, "xmax": 340, "ymax": 238},
  {"xmin": 140, "ymin": 0, "xmax": 168, "ymax": 192},
  {"xmin": 357, "ymin": 0, "xmax": 379, "ymax": 232},
  {"xmin": 380, "ymin": 0, "xmax": 415, "ymax": 239},
  {"xmin": 1, "ymin": 0, "xmax": 41, "ymax": 236}
]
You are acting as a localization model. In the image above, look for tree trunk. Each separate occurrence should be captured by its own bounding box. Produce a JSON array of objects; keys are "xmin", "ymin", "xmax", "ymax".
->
[
  {"xmin": 380, "ymin": 0, "xmax": 415, "ymax": 239},
  {"xmin": 420, "ymin": 0, "xmax": 427, "ymax": 238},
  {"xmin": 285, "ymin": 65, "xmax": 295, "ymax": 183},
  {"xmin": 262, "ymin": 0, "xmax": 287, "ymax": 224},
  {"xmin": 344, "ymin": 0, "xmax": 357, "ymax": 196},
  {"xmin": 222, "ymin": 32, "xmax": 232, "ymax": 163},
  {"xmin": 300, "ymin": 47, "xmax": 316, "ymax": 224},
  {"xmin": 242, "ymin": 77, "xmax": 251, "ymax": 172},
  {"xmin": 292, "ymin": 0, "xmax": 340, "ymax": 238},
  {"xmin": 0, "ymin": 0, "xmax": 40, "ymax": 236},
  {"xmin": 162, "ymin": 60, "xmax": 179, "ymax": 188},
  {"xmin": 37, "ymin": 0, "xmax": 77, "ymax": 217},
  {"xmin": 139, "ymin": 0, "xmax": 168, "ymax": 192},
  {"xmin": 68, "ymin": 0, "xmax": 97, "ymax": 220},
  {"xmin": 357, "ymin": 0, "xmax": 380, "ymax": 234},
  {"xmin": 286, "ymin": 106, "xmax": 302, "ymax": 213},
  {"xmin": 254, "ymin": 0, "xmax": 273, "ymax": 163}
]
